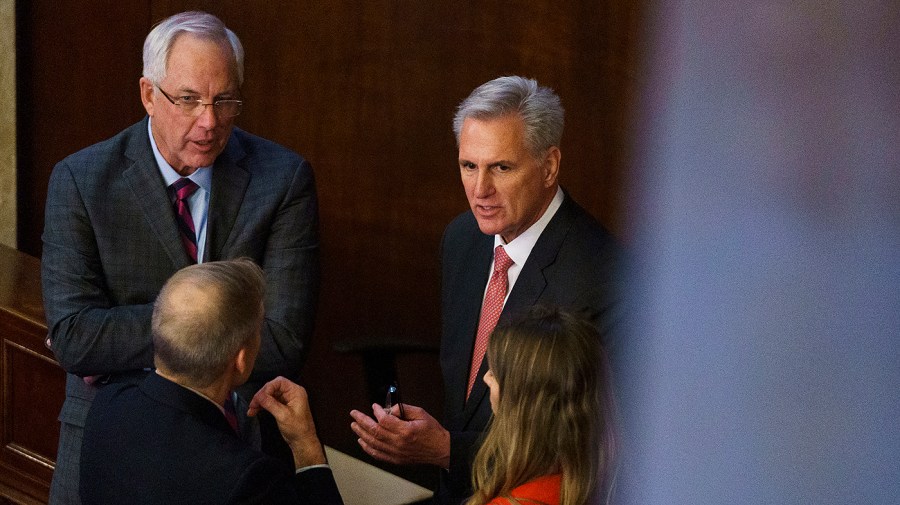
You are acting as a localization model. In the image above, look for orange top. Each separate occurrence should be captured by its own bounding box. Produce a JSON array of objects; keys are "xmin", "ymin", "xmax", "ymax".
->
[{"xmin": 486, "ymin": 474, "xmax": 562, "ymax": 505}]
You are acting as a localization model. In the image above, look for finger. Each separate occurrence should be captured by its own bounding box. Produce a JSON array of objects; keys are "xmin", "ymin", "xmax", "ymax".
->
[
  {"xmin": 253, "ymin": 391, "xmax": 290, "ymax": 420},
  {"xmin": 359, "ymin": 420, "xmax": 385, "ymax": 443},
  {"xmin": 349, "ymin": 410, "xmax": 379, "ymax": 432},
  {"xmin": 350, "ymin": 420, "xmax": 376, "ymax": 440},
  {"xmin": 349, "ymin": 421, "xmax": 365, "ymax": 438},
  {"xmin": 357, "ymin": 437, "xmax": 402, "ymax": 465},
  {"xmin": 351, "ymin": 410, "xmax": 404, "ymax": 452},
  {"xmin": 247, "ymin": 394, "xmax": 266, "ymax": 416},
  {"xmin": 349, "ymin": 409, "xmax": 374, "ymax": 423},
  {"xmin": 351, "ymin": 420, "xmax": 395, "ymax": 455},
  {"xmin": 376, "ymin": 409, "xmax": 407, "ymax": 432},
  {"xmin": 350, "ymin": 418, "xmax": 382, "ymax": 446},
  {"xmin": 397, "ymin": 403, "xmax": 431, "ymax": 423},
  {"xmin": 281, "ymin": 384, "xmax": 309, "ymax": 411},
  {"xmin": 352, "ymin": 412, "xmax": 394, "ymax": 444},
  {"xmin": 371, "ymin": 403, "xmax": 390, "ymax": 422},
  {"xmin": 248, "ymin": 378, "xmax": 281, "ymax": 409},
  {"xmin": 260, "ymin": 377, "xmax": 294, "ymax": 403}
]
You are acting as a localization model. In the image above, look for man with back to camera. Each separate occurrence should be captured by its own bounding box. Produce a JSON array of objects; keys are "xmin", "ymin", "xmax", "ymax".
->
[
  {"xmin": 80, "ymin": 259, "xmax": 342, "ymax": 505},
  {"xmin": 350, "ymin": 76, "xmax": 622, "ymax": 504},
  {"xmin": 41, "ymin": 11, "xmax": 320, "ymax": 503}
]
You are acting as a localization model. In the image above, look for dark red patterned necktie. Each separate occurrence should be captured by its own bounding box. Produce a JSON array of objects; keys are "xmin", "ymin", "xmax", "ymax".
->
[
  {"xmin": 171, "ymin": 178, "xmax": 199, "ymax": 263},
  {"xmin": 224, "ymin": 394, "xmax": 239, "ymax": 434},
  {"xmin": 466, "ymin": 245, "xmax": 514, "ymax": 399}
]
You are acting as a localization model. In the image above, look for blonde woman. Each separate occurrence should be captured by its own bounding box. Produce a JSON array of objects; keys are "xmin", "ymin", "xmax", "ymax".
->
[{"xmin": 466, "ymin": 306, "xmax": 617, "ymax": 505}]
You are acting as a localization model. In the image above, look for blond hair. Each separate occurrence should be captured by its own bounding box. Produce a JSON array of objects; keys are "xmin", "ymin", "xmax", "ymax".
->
[{"xmin": 466, "ymin": 306, "xmax": 616, "ymax": 505}]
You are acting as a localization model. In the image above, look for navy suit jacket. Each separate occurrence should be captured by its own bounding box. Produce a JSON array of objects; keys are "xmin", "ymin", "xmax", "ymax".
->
[
  {"xmin": 80, "ymin": 373, "xmax": 343, "ymax": 505},
  {"xmin": 42, "ymin": 117, "xmax": 320, "ymax": 481},
  {"xmin": 437, "ymin": 192, "xmax": 621, "ymax": 504}
]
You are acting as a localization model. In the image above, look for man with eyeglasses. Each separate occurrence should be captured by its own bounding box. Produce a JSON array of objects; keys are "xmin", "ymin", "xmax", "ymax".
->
[{"xmin": 41, "ymin": 11, "xmax": 320, "ymax": 504}]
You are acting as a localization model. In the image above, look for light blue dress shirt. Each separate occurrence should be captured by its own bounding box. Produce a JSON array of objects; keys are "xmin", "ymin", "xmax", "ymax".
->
[{"xmin": 147, "ymin": 118, "xmax": 212, "ymax": 262}]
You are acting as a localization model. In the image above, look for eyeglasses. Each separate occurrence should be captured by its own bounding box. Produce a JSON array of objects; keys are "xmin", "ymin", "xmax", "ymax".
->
[{"xmin": 155, "ymin": 85, "xmax": 243, "ymax": 118}]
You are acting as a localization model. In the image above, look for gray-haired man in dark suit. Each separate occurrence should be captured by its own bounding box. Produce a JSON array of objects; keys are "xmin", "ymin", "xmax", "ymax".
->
[
  {"xmin": 350, "ymin": 76, "xmax": 621, "ymax": 505},
  {"xmin": 80, "ymin": 259, "xmax": 340, "ymax": 505},
  {"xmin": 41, "ymin": 11, "xmax": 319, "ymax": 504}
]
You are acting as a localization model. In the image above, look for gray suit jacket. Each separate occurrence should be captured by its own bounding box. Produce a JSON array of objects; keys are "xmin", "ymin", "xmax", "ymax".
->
[
  {"xmin": 41, "ymin": 116, "xmax": 320, "ymax": 473},
  {"xmin": 437, "ymin": 192, "xmax": 621, "ymax": 504}
]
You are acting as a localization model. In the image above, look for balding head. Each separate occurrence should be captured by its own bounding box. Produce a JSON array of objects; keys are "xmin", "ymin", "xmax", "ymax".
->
[{"xmin": 152, "ymin": 258, "xmax": 265, "ymax": 388}]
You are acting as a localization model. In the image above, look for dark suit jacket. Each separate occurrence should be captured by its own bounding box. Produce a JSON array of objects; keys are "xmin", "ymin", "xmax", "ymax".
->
[
  {"xmin": 80, "ymin": 373, "xmax": 343, "ymax": 505},
  {"xmin": 437, "ymin": 192, "xmax": 621, "ymax": 505},
  {"xmin": 42, "ymin": 117, "xmax": 320, "ymax": 479}
]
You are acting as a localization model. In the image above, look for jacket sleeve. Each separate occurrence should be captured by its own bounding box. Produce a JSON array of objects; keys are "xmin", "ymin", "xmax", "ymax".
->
[
  {"xmin": 248, "ymin": 157, "xmax": 320, "ymax": 382},
  {"xmin": 232, "ymin": 461, "xmax": 343, "ymax": 505},
  {"xmin": 41, "ymin": 160, "xmax": 155, "ymax": 376}
]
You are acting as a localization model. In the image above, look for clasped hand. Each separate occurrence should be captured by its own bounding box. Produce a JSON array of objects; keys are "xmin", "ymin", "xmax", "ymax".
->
[{"xmin": 350, "ymin": 403, "xmax": 450, "ymax": 469}]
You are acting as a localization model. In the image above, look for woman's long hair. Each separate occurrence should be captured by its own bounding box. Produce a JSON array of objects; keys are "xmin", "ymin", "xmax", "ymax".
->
[{"xmin": 466, "ymin": 306, "xmax": 617, "ymax": 505}]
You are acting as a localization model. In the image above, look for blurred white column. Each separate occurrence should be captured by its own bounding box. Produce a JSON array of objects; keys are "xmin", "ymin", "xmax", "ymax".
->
[{"xmin": 619, "ymin": 1, "xmax": 899, "ymax": 504}]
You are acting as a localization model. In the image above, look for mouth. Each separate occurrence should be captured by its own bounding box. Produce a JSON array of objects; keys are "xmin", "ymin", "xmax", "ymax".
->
[
  {"xmin": 475, "ymin": 204, "xmax": 501, "ymax": 216},
  {"xmin": 191, "ymin": 139, "xmax": 216, "ymax": 150}
]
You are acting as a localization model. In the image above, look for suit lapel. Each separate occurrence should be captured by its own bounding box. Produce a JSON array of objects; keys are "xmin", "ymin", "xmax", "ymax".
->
[
  {"xmin": 205, "ymin": 130, "xmax": 249, "ymax": 261},
  {"xmin": 446, "ymin": 232, "xmax": 493, "ymax": 419},
  {"xmin": 462, "ymin": 194, "xmax": 578, "ymax": 420},
  {"xmin": 123, "ymin": 119, "xmax": 191, "ymax": 269},
  {"xmin": 505, "ymin": 193, "xmax": 576, "ymax": 310}
]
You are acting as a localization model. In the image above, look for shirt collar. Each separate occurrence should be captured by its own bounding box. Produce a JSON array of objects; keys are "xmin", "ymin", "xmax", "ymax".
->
[
  {"xmin": 154, "ymin": 370, "xmax": 226, "ymax": 415},
  {"xmin": 494, "ymin": 186, "xmax": 564, "ymax": 266},
  {"xmin": 147, "ymin": 117, "xmax": 213, "ymax": 192}
]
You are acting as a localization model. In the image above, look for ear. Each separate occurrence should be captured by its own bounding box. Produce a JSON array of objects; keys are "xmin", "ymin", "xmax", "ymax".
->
[
  {"xmin": 232, "ymin": 346, "xmax": 253, "ymax": 382},
  {"xmin": 542, "ymin": 146, "xmax": 561, "ymax": 188},
  {"xmin": 139, "ymin": 77, "xmax": 156, "ymax": 116}
]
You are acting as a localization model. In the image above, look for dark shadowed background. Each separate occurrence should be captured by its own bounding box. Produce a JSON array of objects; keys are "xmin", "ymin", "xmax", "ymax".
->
[{"xmin": 14, "ymin": 0, "xmax": 639, "ymax": 487}]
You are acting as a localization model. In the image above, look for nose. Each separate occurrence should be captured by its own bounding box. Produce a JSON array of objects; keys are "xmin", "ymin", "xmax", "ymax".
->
[
  {"xmin": 194, "ymin": 103, "xmax": 220, "ymax": 129},
  {"xmin": 473, "ymin": 169, "xmax": 494, "ymax": 198}
]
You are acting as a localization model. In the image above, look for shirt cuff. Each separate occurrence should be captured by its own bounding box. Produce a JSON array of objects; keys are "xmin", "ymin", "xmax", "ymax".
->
[{"xmin": 295, "ymin": 463, "xmax": 331, "ymax": 475}]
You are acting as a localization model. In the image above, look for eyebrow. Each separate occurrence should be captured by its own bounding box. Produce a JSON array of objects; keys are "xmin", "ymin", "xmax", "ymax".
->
[
  {"xmin": 174, "ymin": 87, "xmax": 238, "ymax": 99},
  {"xmin": 457, "ymin": 159, "xmax": 516, "ymax": 168}
]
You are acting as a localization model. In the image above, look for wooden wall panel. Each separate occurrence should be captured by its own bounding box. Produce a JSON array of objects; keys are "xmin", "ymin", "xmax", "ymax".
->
[
  {"xmin": 16, "ymin": 0, "xmax": 639, "ymax": 490},
  {"xmin": 0, "ymin": 337, "xmax": 63, "ymax": 505},
  {"xmin": 15, "ymin": 1, "xmax": 150, "ymax": 256},
  {"xmin": 0, "ymin": 245, "xmax": 60, "ymax": 505}
]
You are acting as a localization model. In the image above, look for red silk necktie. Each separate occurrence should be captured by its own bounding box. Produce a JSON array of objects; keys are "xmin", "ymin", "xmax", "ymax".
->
[
  {"xmin": 171, "ymin": 178, "xmax": 199, "ymax": 263},
  {"xmin": 467, "ymin": 245, "xmax": 514, "ymax": 399}
]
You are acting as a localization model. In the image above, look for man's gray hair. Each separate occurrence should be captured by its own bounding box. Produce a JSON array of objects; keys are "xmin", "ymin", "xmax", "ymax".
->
[
  {"xmin": 142, "ymin": 11, "xmax": 245, "ymax": 86},
  {"xmin": 152, "ymin": 258, "xmax": 265, "ymax": 387},
  {"xmin": 452, "ymin": 76, "xmax": 564, "ymax": 157}
]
